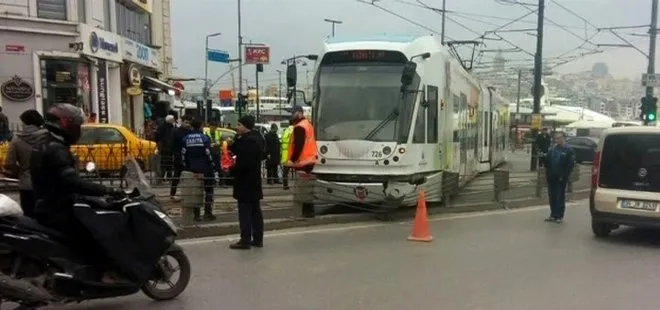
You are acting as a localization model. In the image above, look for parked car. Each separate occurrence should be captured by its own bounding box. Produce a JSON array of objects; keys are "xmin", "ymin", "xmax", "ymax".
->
[
  {"xmin": 0, "ymin": 124, "xmax": 157, "ymax": 176},
  {"xmin": 566, "ymin": 136, "xmax": 598, "ymax": 163},
  {"xmin": 590, "ymin": 126, "xmax": 660, "ymax": 237}
]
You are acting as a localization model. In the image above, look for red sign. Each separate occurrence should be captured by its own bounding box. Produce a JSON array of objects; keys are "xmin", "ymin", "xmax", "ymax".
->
[
  {"xmin": 172, "ymin": 81, "xmax": 184, "ymax": 97},
  {"xmin": 218, "ymin": 89, "xmax": 233, "ymax": 100},
  {"xmin": 244, "ymin": 46, "xmax": 270, "ymax": 64},
  {"xmin": 5, "ymin": 45, "xmax": 25, "ymax": 53}
]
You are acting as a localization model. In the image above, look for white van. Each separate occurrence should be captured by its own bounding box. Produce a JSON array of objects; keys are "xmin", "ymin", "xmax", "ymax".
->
[{"xmin": 590, "ymin": 126, "xmax": 660, "ymax": 237}]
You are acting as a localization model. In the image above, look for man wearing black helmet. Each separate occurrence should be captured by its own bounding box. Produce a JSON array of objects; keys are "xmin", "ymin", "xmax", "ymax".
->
[{"xmin": 30, "ymin": 104, "xmax": 125, "ymax": 283}]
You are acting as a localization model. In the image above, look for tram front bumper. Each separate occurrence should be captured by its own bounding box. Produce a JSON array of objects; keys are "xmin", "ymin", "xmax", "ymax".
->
[{"xmin": 313, "ymin": 179, "xmax": 417, "ymax": 206}]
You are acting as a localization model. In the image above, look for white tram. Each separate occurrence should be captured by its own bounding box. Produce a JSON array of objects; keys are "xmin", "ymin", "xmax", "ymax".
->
[{"xmin": 311, "ymin": 35, "xmax": 509, "ymax": 207}]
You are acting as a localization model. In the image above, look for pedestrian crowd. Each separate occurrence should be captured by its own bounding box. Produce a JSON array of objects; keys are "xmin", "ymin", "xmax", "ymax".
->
[{"xmin": 1, "ymin": 103, "xmax": 318, "ymax": 250}]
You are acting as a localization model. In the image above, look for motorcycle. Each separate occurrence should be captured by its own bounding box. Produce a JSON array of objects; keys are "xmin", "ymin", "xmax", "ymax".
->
[{"xmin": 0, "ymin": 159, "xmax": 191, "ymax": 309}]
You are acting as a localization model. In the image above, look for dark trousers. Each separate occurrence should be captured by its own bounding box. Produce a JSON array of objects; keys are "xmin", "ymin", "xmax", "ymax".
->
[
  {"xmin": 19, "ymin": 190, "xmax": 36, "ymax": 218},
  {"xmin": 266, "ymin": 159, "xmax": 279, "ymax": 183},
  {"xmin": 282, "ymin": 166, "xmax": 290, "ymax": 188},
  {"xmin": 194, "ymin": 170, "xmax": 215, "ymax": 217},
  {"xmin": 548, "ymin": 180, "xmax": 567, "ymax": 219},
  {"xmin": 160, "ymin": 153, "xmax": 173, "ymax": 180},
  {"xmin": 237, "ymin": 201, "xmax": 264, "ymax": 244},
  {"xmin": 169, "ymin": 164, "xmax": 183, "ymax": 197}
]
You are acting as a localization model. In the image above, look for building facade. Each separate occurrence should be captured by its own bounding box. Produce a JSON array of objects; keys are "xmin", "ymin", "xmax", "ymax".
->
[{"xmin": 0, "ymin": 0, "xmax": 175, "ymax": 133}]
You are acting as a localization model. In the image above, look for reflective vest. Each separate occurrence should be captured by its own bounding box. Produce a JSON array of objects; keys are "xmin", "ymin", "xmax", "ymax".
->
[
  {"xmin": 220, "ymin": 140, "xmax": 234, "ymax": 170},
  {"xmin": 280, "ymin": 126, "xmax": 293, "ymax": 164},
  {"xmin": 203, "ymin": 127, "xmax": 222, "ymax": 143},
  {"xmin": 288, "ymin": 118, "xmax": 317, "ymax": 168}
]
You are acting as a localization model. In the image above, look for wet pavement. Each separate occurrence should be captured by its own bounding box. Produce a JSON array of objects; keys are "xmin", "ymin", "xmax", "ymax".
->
[{"xmin": 32, "ymin": 198, "xmax": 660, "ymax": 310}]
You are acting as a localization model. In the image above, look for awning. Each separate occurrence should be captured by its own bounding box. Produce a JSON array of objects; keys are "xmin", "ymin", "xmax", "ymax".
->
[{"xmin": 142, "ymin": 76, "xmax": 183, "ymax": 94}]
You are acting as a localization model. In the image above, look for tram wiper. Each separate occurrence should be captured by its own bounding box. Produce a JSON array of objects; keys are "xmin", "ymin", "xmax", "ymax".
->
[{"xmin": 363, "ymin": 108, "xmax": 399, "ymax": 141}]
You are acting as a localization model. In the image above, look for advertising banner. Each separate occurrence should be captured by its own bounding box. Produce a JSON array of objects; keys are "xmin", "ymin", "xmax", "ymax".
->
[{"xmin": 245, "ymin": 46, "xmax": 270, "ymax": 64}]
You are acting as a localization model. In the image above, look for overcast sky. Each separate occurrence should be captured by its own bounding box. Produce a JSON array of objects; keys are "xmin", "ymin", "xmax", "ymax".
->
[{"xmin": 171, "ymin": 0, "xmax": 651, "ymax": 91}]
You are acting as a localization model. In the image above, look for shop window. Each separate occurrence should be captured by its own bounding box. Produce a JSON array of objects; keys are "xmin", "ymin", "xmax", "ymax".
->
[
  {"xmin": 77, "ymin": 0, "xmax": 85, "ymax": 22},
  {"xmin": 116, "ymin": 1, "xmax": 151, "ymax": 45},
  {"xmin": 38, "ymin": 0, "xmax": 67, "ymax": 20},
  {"xmin": 104, "ymin": 0, "xmax": 111, "ymax": 31},
  {"xmin": 40, "ymin": 59, "xmax": 92, "ymax": 117}
]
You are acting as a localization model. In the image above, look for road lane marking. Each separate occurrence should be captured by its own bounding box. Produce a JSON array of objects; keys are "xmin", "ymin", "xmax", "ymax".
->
[{"xmin": 180, "ymin": 199, "xmax": 588, "ymax": 246}]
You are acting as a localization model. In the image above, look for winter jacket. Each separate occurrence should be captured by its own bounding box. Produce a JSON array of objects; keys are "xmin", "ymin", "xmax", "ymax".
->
[{"xmin": 3, "ymin": 125, "xmax": 48, "ymax": 190}]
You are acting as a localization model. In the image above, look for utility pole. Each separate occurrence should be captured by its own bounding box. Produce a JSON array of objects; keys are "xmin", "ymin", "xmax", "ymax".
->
[
  {"xmin": 515, "ymin": 69, "xmax": 522, "ymax": 144},
  {"xmin": 530, "ymin": 0, "xmax": 544, "ymax": 171},
  {"xmin": 644, "ymin": 0, "xmax": 658, "ymax": 125},
  {"xmin": 237, "ymin": 0, "xmax": 244, "ymax": 117},
  {"xmin": 441, "ymin": 0, "xmax": 446, "ymax": 45}
]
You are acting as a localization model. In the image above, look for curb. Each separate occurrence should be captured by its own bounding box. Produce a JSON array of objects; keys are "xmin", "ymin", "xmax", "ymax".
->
[{"xmin": 177, "ymin": 189, "xmax": 591, "ymax": 239}]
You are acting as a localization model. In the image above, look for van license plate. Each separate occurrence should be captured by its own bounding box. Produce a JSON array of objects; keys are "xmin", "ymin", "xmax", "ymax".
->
[{"xmin": 620, "ymin": 200, "xmax": 659, "ymax": 211}]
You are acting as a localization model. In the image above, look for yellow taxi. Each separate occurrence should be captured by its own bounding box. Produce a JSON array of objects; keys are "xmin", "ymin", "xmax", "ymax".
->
[
  {"xmin": 0, "ymin": 124, "xmax": 157, "ymax": 175},
  {"xmin": 72, "ymin": 124, "xmax": 157, "ymax": 174}
]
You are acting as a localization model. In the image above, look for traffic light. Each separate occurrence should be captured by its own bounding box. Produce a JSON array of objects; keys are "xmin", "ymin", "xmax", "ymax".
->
[
  {"xmin": 649, "ymin": 97, "xmax": 658, "ymax": 121},
  {"xmin": 640, "ymin": 96, "xmax": 659, "ymax": 122},
  {"xmin": 235, "ymin": 93, "xmax": 249, "ymax": 113}
]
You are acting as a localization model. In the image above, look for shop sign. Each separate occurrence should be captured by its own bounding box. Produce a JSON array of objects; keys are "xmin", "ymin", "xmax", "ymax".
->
[
  {"xmin": 126, "ymin": 64, "xmax": 143, "ymax": 96},
  {"xmin": 245, "ymin": 46, "xmax": 270, "ymax": 64},
  {"xmin": 131, "ymin": 0, "xmax": 152, "ymax": 14},
  {"xmin": 122, "ymin": 38, "xmax": 160, "ymax": 70},
  {"xmin": 5, "ymin": 45, "xmax": 25, "ymax": 53},
  {"xmin": 97, "ymin": 61, "xmax": 109, "ymax": 123},
  {"xmin": 78, "ymin": 24, "xmax": 123, "ymax": 63},
  {"xmin": 1, "ymin": 75, "xmax": 34, "ymax": 102}
]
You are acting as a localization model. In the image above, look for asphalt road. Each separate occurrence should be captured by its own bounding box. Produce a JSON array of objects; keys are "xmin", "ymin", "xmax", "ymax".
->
[{"xmin": 25, "ymin": 198, "xmax": 660, "ymax": 310}]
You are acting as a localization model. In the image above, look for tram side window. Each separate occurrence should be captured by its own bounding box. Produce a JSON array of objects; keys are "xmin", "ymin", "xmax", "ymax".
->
[
  {"xmin": 452, "ymin": 94, "xmax": 460, "ymax": 113},
  {"xmin": 413, "ymin": 103, "xmax": 426, "ymax": 143},
  {"xmin": 427, "ymin": 86, "xmax": 439, "ymax": 143}
]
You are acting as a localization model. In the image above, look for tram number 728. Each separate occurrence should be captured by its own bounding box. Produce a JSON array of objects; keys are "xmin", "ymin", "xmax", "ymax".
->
[{"xmin": 371, "ymin": 151, "xmax": 383, "ymax": 158}]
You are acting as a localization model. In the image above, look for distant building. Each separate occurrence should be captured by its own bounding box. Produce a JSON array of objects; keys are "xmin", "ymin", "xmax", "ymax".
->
[
  {"xmin": 592, "ymin": 62, "xmax": 609, "ymax": 78},
  {"xmin": 493, "ymin": 50, "xmax": 506, "ymax": 72}
]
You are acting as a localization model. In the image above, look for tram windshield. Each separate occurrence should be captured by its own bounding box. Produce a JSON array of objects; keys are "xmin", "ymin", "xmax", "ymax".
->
[{"xmin": 314, "ymin": 51, "xmax": 420, "ymax": 142}]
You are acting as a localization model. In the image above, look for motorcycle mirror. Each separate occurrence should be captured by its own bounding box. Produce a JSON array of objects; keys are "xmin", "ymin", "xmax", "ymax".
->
[{"xmin": 85, "ymin": 162, "xmax": 96, "ymax": 172}]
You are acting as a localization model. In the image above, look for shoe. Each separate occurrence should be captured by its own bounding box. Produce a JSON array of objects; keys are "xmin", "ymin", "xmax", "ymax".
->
[
  {"xmin": 194, "ymin": 216, "xmax": 203, "ymax": 222},
  {"xmin": 229, "ymin": 241, "xmax": 251, "ymax": 250},
  {"xmin": 204, "ymin": 214, "xmax": 217, "ymax": 221},
  {"xmin": 544, "ymin": 217, "xmax": 556, "ymax": 222},
  {"xmin": 250, "ymin": 241, "xmax": 263, "ymax": 248},
  {"xmin": 170, "ymin": 196, "xmax": 182, "ymax": 202},
  {"xmin": 554, "ymin": 218, "xmax": 563, "ymax": 223}
]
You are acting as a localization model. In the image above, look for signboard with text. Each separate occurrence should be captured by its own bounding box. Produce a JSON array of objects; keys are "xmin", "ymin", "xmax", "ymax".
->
[
  {"xmin": 123, "ymin": 38, "xmax": 160, "ymax": 70},
  {"xmin": 97, "ymin": 61, "xmax": 109, "ymax": 123},
  {"xmin": 78, "ymin": 24, "xmax": 123, "ymax": 63},
  {"xmin": 244, "ymin": 46, "xmax": 270, "ymax": 64}
]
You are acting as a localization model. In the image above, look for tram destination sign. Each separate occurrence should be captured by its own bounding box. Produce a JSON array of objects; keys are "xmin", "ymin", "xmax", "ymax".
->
[{"xmin": 322, "ymin": 50, "xmax": 407, "ymax": 64}]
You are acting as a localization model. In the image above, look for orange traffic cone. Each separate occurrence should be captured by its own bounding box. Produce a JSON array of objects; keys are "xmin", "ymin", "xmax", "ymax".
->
[{"xmin": 408, "ymin": 190, "xmax": 433, "ymax": 242}]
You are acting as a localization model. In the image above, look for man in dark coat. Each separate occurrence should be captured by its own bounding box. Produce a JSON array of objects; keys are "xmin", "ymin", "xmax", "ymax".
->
[
  {"xmin": 228, "ymin": 115, "xmax": 264, "ymax": 250},
  {"xmin": 264, "ymin": 123, "xmax": 281, "ymax": 184},
  {"xmin": 544, "ymin": 132, "xmax": 574, "ymax": 223},
  {"xmin": 155, "ymin": 115, "xmax": 175, "ymax": 182}
]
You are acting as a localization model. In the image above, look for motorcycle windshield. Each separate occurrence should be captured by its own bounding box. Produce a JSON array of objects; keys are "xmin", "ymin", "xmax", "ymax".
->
[{"xmin": 124, "ymin": 158, "xmax": 155, "ymax": 198}]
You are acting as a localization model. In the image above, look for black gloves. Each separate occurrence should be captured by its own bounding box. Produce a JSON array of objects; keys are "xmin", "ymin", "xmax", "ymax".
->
[{"xmin": 106, "ymin": 187, "xmax": 127, "ymax": 200}]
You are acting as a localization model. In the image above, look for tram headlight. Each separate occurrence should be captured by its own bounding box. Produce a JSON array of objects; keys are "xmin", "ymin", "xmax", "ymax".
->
[
  {"xmin": 319, "ymin": 145, "xmax": 328, "ymax": 154},
  {"xmin": 398, "ymin": 147, "xmax": 406, "ymax": 155},
  {"xmin": 382, "ymin": 146, "xmax": 392, "ymax": 155}
]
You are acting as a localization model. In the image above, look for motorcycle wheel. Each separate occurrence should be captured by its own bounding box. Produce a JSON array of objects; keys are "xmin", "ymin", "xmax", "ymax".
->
[{"xmin": 141, "ymin": 250, "xmax": 191, "ymax": 301}]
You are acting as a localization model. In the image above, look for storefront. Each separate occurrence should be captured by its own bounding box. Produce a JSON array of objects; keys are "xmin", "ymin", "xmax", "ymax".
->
[
  {"xmin": 0, "ymin": 24, "xmax": 87, "ymax": 123},
  {"xmin": 120, "ymin": 37, "xmax": 162, "ymax": 134},
  {"xmin": 77, "ymin": 24, "xmax": 123, "ymax": 124}
]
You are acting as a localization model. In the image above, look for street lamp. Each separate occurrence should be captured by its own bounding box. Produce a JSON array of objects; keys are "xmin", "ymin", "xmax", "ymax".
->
[
  {"xmin": 282, "ymin": 55, "xmax": 319, "ymax": 106},
  {"xmin": 203, "ymin": 32, "xmax": 222, "ymax": 99},
  {"xmin": 324, "ymin": 18, "xmax": 343, "ymax": 37}
]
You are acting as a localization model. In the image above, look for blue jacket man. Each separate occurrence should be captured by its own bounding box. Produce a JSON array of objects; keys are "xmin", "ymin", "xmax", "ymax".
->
[
  {"xmin": 544, "ymin": 132, "xmax": 574, "ymax": 223},
  {"xmin": 181, "ymin": 119, "xmax": 217, "ymax": 222}
]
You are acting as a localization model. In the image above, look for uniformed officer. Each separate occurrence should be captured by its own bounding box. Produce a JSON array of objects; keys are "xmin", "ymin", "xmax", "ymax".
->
[
  {"xmin": 284, "ymin": 105, "xmax": 318, "ymax": 218},
  {"xmin": 181, "ymin": 119, "xmax": 217, "ymax": 221},
  {"xmin": 280, "ymin": 120, "xmax": 294, "ymax": 190}
]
